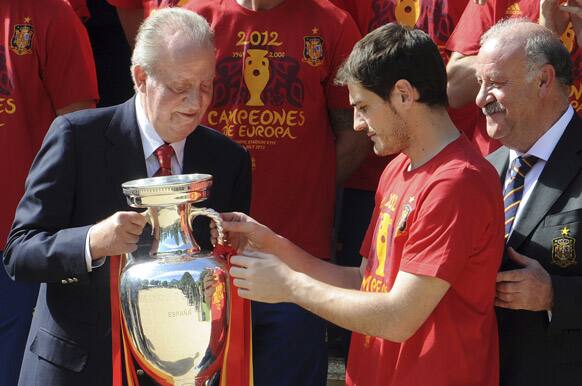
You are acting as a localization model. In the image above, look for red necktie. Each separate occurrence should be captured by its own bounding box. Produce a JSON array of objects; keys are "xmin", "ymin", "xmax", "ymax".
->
[{"xmin": 154, "ymin": 144, "xmax": 174, "ymax": 176}]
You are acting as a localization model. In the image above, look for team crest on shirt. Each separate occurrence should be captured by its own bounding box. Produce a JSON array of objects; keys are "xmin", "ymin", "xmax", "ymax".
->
[
  {"xmin": 551, "ymin": 227, "xmax": 577, "ymax": 268},
  {"xmin": 303, "ymin": 27, "xmax": 324, "ymax": 67},
  {"xmin": 10, "ymin": 18, "xmax": 34, "ymax": 56},
  {"xmin": 396, "ymin": 196, "xmax": 415, "ymax": 233}
]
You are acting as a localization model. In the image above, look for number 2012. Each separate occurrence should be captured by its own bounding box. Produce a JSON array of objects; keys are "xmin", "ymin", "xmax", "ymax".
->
[{"xmin": 237, "ymin": 31, "xmax": 283, "ymax": 47}]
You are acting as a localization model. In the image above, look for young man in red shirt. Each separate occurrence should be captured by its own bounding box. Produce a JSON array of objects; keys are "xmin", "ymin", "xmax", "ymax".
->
[{"xmin": 219, "ymin": 23, "xmax": 505, "ymax": 386}]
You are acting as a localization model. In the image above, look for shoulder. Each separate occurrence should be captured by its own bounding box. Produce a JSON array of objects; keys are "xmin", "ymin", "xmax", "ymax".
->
[
  {"xmin": 57, "ymin": 103, "xmax": 120, "ymax": 130},
  {"xmin": 427, "ymin": 139, "xmax": 501, "ymax": 199},
  {"xmin": 306, "ymin": 0, "xmax": 358, "ymax": 35},
  {"xmin": 191, "ymin": 125, "xmax": 249, "ymax": 156}
]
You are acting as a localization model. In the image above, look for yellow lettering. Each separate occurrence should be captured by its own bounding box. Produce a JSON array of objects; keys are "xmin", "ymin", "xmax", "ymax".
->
[
  {"xmin": 298, "ymin": 111, "xmax": 305, "ymax": 126},
  {"xmin": 207, "ymin": 111, "xmax": 218, "ymax": 126},
  {"xmin": 570, "ymin": 83, "xmax": 582, "ymax": 101},
  {"xmin": 260, "ymin": 110, "xmax": 273, "ymax": 125},
  {"xmin": 224, "ymin": 124, "xmax": 235, "ymax": 137},
  {"xmin": 249, "ymin": 110, "xmax": 260, "ymax": 125}
]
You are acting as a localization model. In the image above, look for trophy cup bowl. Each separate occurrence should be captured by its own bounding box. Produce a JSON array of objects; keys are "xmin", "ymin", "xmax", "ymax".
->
[{"xmin": 119, "ymin": 174, "xmax": 229, "ymax": 385}]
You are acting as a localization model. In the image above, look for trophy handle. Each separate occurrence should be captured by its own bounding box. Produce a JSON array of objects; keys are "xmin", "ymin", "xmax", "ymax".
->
[{"xmin": 188, "ymin": 207, "xmax": 225, "ymax": 246}]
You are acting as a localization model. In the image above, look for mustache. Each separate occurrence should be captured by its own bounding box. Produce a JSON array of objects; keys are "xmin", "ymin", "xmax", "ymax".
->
[{"xmin": 483, "ymin": 102, "xmax": 505, "ymax": 116}]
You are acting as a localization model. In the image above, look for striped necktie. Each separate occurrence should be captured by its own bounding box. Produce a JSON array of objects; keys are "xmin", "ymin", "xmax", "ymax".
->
[
  {"xmin": 154, "ymin": 143, "xmax": 174, "ymax": 176},
  {"xmin": 503, "ymin": 154, "xmax": 538, "ymax": 239}
]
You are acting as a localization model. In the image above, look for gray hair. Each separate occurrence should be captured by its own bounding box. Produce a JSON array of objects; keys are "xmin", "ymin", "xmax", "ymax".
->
[
  {"xmin": 131, "ymin": 7, "xmax": 214, "ymax": 83},
  {"xmin": 480, "ymin": 18, "xmax": 573, "ymax": 86}
]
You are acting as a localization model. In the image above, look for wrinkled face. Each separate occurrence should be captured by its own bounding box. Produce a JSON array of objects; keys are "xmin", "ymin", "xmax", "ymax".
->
[
  {"xmin": 348, "ymin": 82, "xmax": 409, "ymax": 156},
  {"xmin": 134, "ymin": 43, "xmax": 216, "ymax": 143},
  {"xmin": 475, "ymin": 40, "xmax": 538, "ymax": 148}
]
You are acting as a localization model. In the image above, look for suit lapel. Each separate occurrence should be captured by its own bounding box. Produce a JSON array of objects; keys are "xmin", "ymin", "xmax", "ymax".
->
[
  {"xmin": 508, "ymin": 114, "xmax": 582, "ymax": 250},
  {"xmin": 105, "ymin": 96, "xmax": 148, "ymax": 208},
  {"xmin": 488, "ymin": 146, "xmax": 510, "ymax": 186}
]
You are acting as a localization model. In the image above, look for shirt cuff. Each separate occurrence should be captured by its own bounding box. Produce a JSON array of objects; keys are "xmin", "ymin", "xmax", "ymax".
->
[{"xmin": 85, "ymin": 225, "xmax": 106, "ymax": 272}]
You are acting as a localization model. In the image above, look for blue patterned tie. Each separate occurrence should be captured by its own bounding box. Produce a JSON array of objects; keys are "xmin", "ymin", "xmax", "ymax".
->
[{"xmin": 503, "ymin": 155, "xmax": 538, "ymax": 239}]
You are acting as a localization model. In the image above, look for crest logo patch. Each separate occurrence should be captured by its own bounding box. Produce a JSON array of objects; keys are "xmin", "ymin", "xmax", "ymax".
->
[
  {"xmin": 10, "ymin": 19, "xmax": 34, "ymax": 56},
  {"xmin": 551, "ymin": 227, "xmax": 577, "ymax": 268},
  {"xmin": 303, "ymin": 28, "xmax": 324, "ymax": 67}
]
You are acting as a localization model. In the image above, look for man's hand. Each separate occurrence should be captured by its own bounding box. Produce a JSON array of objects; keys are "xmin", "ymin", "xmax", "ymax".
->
[
  {"xmin": 540, "ymin": 0, "xmax": 571, "ymax": 35},
  {"xmin": 89, "ymin": 211, "xmax": 147, "ymax": 259},
  {"xmin": 230, "ymin": 251, "xmax": 297, "ymax": 303},
  {"xmin": 495, "ymin": 247, "xmax": 554, "ymax": 311},
  {"xmin": 561, "ymin": 0, "xmax": 582, "ymax": 46},
  {"xmin": 212, "ymin": 212, "xmax": 280, "ymax": 253}
]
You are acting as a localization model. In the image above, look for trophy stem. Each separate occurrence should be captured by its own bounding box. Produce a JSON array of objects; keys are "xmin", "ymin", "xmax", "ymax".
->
[{"xmin": 150, "ymin": 203, "xmax": 201, "ymax": 258}]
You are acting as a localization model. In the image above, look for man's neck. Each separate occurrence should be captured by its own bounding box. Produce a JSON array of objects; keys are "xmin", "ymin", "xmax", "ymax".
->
[
  {"xmin": 236, "ymin": 0, "xmax": 285, "ymax": 10},
  {"xmin": 509, "ymin": 100, "xmax": 571, "ymax": 153},
  {"xmin": 405, "ymin": 107, "xmax": 460, "ymax": 170}
]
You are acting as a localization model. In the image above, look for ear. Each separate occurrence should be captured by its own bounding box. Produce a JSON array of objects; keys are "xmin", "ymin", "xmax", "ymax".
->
[
  {"xmin": 392, "ymin": 79, "xmax": 419, "ymax": 109},
  {"xmin": 537, "ymin": 64, "xmax": 556, "ymax": 98},
  {"xmin": 133, "ymin": 65, "xmax": 148, "ymax": 93}
]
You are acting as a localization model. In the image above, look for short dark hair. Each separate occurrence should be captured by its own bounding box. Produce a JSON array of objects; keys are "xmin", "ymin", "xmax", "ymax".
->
[{"xmin": 335, "ymin": 23, "xmax": 448, "ymax": 107}]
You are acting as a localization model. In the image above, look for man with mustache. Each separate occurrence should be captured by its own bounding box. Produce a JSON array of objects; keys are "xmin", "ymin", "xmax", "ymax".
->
[{"xmin": 477, "ymin": 19, "xmax": 582, "ymax": 386}]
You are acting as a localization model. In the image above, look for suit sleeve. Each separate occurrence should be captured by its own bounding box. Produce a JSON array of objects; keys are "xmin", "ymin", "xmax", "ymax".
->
[{"xmin": 3, "ymin": 116, "xmax": 91, "ymax": 284}]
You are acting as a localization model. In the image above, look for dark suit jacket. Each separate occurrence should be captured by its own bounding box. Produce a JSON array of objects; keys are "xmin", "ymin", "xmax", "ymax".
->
[
  {"xmin": 488, "ymin": 113, "xmax": 582, "ymax": 386},
  {"xmin": 3, "ymin": 97, "xmax": 251, "ymax": 386}
]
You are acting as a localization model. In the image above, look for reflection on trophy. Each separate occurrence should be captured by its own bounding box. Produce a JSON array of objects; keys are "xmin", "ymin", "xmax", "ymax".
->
[
  {"xmin": 243, "ymin": 49, "xmax": 270, "ymax": 106},
  {"xmin": 119, "ymin": 174, "xmax": 228, "ymax": 385}
]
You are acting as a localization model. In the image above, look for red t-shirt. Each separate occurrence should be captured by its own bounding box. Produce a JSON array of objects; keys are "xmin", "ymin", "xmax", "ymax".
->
[
  {"xmin": 106, "ymin": 0, "xmax": 187, "ymax": 16},
  {"xmin": 329, "ymin": 0, "xmax": 487, "ymax": 191},
  {"xmin": 349, "ymin": 135, "xmax": 503, "ymax": 386},
  {"xmin": 184, "ymin": 0, "xmax": 360, "ymax": 258},
  {"xmin": 0, "ymin": 0, "xmax": 98, "ymax": 250}
]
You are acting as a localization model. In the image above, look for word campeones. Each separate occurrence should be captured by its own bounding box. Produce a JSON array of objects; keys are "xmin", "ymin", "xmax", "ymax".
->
[
  {"xmin": 0, "ymin": 98, "xmax": 16, "ymax": 114},
  {"xmin": 207, "ymin": 108, "xmax": 305, "ymax": 139}
]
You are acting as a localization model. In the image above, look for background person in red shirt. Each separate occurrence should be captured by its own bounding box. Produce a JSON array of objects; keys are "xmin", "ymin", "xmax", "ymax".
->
[
  {"xmin": 182, "ymin": 2, "xmax": 369, "ymax": 385},
  {"xmin": 0, "ymin": 1, "xmax": 98, "ymax": 385},
  {"xmin": 218, "ymin": 23, "xmax": 504, "ymax": 386}
]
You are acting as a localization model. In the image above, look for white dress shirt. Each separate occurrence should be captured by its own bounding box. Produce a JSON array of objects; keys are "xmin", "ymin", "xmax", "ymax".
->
[
  {"xmin": 84, "ymin": 95, "xmax": 187, "ymax": 271},
  {"xmin": 505, "ymin": 106, "xmax": 574, "ymax": 233}
]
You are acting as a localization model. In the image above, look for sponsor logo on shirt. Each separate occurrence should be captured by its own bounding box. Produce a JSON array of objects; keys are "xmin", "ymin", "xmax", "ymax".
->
[
  {"xmin": 10, "ymin": 18, "xmax": 34, "ymax": 56},
  {"xmin": 505, "ymin": 2, "xmax": 522, "ymax": 16}
]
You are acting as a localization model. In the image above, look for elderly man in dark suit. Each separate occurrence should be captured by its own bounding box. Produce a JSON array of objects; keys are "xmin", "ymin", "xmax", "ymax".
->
[
  {"xmin": 3, "ymin": 7, "xmax": 251, "ymax": 386},
  {"xmin": 476, "ymin": 19, "xmax": 582, "ymax": 386}
]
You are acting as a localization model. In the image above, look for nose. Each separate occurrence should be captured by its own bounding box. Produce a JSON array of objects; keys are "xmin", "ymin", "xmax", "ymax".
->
[
  {"xmin": 353, "ymin": 110, "xmax": 368, "ymax": 132},
  {"xmin": 184, "ymin": 88, "xmax": 202, "ymax": 110},
  {"xmin": 475, "ymin": 82, "xmax": 491, "ymax": 109}
]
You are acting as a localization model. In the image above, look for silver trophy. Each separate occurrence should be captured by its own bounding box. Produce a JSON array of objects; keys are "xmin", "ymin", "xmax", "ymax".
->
[{"xmin": 119, "ymin": 174, "xmax": 228, "ymax": 386}]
